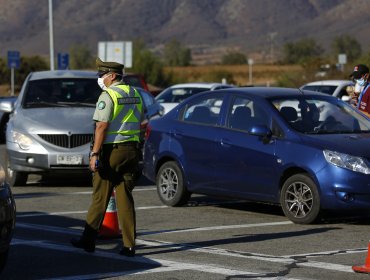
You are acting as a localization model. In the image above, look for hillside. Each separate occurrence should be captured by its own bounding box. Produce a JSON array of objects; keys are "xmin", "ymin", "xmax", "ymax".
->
[{"xmin": 0, "ymin": 0, "xmax": 370, "ymax": 64}]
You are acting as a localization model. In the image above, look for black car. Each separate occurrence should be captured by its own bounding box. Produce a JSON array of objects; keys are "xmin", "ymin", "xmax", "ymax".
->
[{"xmin": 0, "ymin": 165, "xmax": 16, "ymax": 272}]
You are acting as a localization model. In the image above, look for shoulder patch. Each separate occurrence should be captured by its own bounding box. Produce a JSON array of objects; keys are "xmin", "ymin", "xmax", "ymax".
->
[{"xmin": 98, "ymin": 101, "xmax": 106, "ymax": 110}]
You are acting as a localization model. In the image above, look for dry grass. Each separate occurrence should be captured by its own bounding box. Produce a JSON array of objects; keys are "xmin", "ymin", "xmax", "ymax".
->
[
  {"xmin": 0, "ymin": 85, "xmax": 12, "ymax": 97},
  {"xmin": 164, "ymin": 64, "xmax": 302, "ymax": 86}
]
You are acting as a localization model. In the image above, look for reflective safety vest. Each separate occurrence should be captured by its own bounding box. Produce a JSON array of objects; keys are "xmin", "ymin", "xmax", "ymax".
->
[{"xmin": 103, "ymin": 85, "xmax": 144, "ymax": 144}]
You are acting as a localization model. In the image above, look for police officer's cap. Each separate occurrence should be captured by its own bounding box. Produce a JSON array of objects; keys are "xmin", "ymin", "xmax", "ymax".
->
[{"xmin": 96, "ymin": 57, "xmax": 124, "ymax": 75}]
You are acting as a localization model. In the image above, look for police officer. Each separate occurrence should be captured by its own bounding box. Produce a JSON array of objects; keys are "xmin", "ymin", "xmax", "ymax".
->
[{"xmin": 71, "ymin": 58, "xmax": 144, "ymax": 257}]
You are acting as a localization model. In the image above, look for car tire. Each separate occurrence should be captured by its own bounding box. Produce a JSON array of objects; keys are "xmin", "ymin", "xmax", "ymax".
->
[
  {"xmin": 0, "ymin": 249, "xmax": 8, "ymax": 272},
  {"xmin": 280, "ymin": 174, "xmax": 320, "ymax": 224},
  {"xmin": 5, "ymin": 154, "xmax": 28, "ymax": 186},
  {"xmin": 156, "ymin": 161, "xmax": 190, "ymax": 206},
  {"xmin": 0, "ymin": 114, "xmax": 10, "ymax": 144}
]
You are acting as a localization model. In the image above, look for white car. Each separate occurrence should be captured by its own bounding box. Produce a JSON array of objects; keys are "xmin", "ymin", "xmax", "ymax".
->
[
  {"xmin": 300, "ymin": 80, "xmax": 354, "ymax": 101},
  {"xmin": 155, "ymin": 83, "xmax": 235, "ymax": 114}
]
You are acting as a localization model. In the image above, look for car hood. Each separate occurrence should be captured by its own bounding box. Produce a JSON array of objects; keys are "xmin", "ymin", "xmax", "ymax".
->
[
  {"xmin": 302, "ymin": 133, "xmax": 370, "ymax": 158},
  {"xmin": 13, "ymin": 107, "xmax": 95, "ymax": 134}
]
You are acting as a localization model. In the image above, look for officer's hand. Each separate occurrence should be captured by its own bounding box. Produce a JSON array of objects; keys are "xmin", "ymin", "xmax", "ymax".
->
[{"xmin": 89, "ymin": 156, "xmax": 97, "ymax": 172}]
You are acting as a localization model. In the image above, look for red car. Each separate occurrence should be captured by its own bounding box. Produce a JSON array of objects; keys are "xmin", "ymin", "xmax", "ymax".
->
[{"xmin": 122, "ymin": 73, "xmax": 149, "ymax": 92}]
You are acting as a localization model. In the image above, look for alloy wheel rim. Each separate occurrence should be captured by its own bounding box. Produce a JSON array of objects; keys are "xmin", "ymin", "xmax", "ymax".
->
[
  {"xmin": 159, "ymin": 167, "xmax": 178, "ymax": 200},
  {"xmin": 285, "ymin": 182, "xmax": 313, "ymax": 218}
]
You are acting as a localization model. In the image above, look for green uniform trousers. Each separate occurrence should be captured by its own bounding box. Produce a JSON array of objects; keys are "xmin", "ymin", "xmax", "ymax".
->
[{"xmin": 85, "ymin": 143, "xmax": 140, "ymax": 248}]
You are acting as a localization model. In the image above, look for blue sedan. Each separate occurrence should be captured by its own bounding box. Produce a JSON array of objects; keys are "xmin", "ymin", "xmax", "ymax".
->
[{"xmin": 142, "ymin": 87, "xmax": 370, "ymax": 224}]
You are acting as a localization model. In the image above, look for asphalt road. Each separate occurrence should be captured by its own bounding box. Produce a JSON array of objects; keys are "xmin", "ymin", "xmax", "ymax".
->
[{"xmin": 1, "ymin": 146, "xmax": 370, "ymax": 279}]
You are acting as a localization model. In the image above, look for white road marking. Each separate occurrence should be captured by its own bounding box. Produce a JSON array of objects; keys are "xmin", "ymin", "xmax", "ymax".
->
[
  {"xmin": 14, "ymin": 187, "xmax": 157, "ymax": 199},
  {"xmin": 160, "ymin": 221, "xmax": 293, "ymax": 234},
  {"xmin": 14, "ymin": 222, "xmax": 359, "ymax": 274},
  {"xmin": 136, "ymin": 239, "xmax": 356, "ymax": 273},
  {"xmin": 13, "ymin": 238, "xmax": 265, "ymax": 279},
  {"xmin": 16, "ymin": 205, "xmax": 168, "ymax": 218}
]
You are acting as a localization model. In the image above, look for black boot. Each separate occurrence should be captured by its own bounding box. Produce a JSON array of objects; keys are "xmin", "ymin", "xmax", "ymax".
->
[
  {"xmin": 119, "ymin": 246, "xmax": 135, "ymax": 257},
  {"xmin": 71, "ymin": 224, "xmax": 97, "ymax": 253}
]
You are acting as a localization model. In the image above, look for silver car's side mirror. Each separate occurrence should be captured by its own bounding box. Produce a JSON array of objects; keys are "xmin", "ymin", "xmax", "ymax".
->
[{"xmin": 0, "ymin": 101, "xmax": 14, "ymax": 113}]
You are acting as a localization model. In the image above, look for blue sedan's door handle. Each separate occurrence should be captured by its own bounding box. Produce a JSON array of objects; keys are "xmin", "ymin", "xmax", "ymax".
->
[
  {"xmin": 220, "ymin": 138, "xmax": 232, "ymax": 147},
  {"xmin": 171, "ymin": 129, "xmax": 183, "ymax": 137}
]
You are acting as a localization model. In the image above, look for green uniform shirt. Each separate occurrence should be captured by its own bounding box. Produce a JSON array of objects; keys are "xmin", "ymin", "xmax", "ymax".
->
[
  {"xmin": 93, "ymin": 92, "xmax": 113, "ymax": 122},
  {"xmin": 93, "ymin": 81, "xmax": 123, "ymax": 122}
]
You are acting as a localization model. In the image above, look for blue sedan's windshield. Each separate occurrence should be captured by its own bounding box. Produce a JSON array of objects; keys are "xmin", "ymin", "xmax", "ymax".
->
[
  {"xmin": 270, "ymin": 97, "xmax": 370, "ymax": 134},
  {"xmin": 23, "ymin": 78, "xmax": 101, "ymax": 108}
]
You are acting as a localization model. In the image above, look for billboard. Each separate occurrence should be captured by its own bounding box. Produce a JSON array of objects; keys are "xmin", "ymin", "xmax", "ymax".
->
[{"xmin": 98, "ymin": 41, "xmax": 132, "ymax": 68}]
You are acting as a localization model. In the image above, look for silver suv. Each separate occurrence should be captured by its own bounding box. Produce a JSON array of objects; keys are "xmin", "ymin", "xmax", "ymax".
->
[{"xmin": 5, "ymin": 70, "xmax": 162, "ymax": 186}]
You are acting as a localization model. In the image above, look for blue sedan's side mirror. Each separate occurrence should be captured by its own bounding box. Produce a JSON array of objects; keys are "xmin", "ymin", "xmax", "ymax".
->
[{"xmin": 250, "ymin": 125, "xmax": 273, "ymax": 143}]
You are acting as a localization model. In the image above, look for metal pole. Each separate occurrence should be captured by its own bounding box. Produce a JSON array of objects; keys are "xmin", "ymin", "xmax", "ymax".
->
[
  {"xmin": 11, "ymin": 67, "xmax": 14, "ymax": 96},
  {"xmin": 248, "ymin": 58, "xmax": 253, "ymax": 85},
  {"xmin": 49, "ymin": 0, "xmax": 55, "ymax": 70}
]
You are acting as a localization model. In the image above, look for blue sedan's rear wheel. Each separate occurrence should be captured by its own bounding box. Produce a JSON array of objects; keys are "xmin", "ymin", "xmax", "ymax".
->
[
  {"xmin": 280, "ymin": 174, "xmax": 320, "ymax": 224},
  {"xmin": 156, "ymin": 161, "xmax": 190, "ymax": 206}
]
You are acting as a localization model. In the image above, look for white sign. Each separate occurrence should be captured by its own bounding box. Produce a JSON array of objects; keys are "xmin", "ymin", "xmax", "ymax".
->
[
  {"xmin": 98, "ymin": 41, "xmax": 133, "ymax": 68},
  {"xmin": 338, "ymin": 54, "xmax": 347, "ymax": 65}
]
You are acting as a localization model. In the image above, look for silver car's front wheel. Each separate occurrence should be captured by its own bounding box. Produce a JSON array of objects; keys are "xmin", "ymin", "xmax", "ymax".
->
[
  {"xmin": 156, "ymin": 161, "xmax": 189, "ymax": 206},
  {"xmin": 280, "ymin": 174, "xmax": 320, "ymax": 224},
  {"xmin": 6, "ymin": 154, "xmax": 28, "ymax": 186}
]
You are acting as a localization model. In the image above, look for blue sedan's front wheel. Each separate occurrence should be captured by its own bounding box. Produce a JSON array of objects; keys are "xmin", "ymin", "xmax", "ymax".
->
[
  {"xmin": 156, "ymin": 161, "xmax": 190, "ymax": 206},
  {"xmin": 280, "ymin": 174, "xmax": 321, "ymax": 224}
]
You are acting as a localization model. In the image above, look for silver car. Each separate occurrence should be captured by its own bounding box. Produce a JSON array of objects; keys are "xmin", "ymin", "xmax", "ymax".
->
[{"xmin": 5, "ymin": 70, "xmax": 162, "ymax": 186}]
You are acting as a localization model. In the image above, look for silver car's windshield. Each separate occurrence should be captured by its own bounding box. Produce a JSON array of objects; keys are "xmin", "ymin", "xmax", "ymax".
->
[
  {"xmin": 23, "ymin": 78, "xmax": 101, "ymax": 108},
  {"xmin": 271, "ymin": 96, "xmax": 370, "ymax": 134}
]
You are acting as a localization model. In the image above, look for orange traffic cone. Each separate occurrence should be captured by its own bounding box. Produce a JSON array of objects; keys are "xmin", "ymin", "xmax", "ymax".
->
[
  {"xmin": 99, "ymin": 190, "xmax": 121, "ymax": 238},
  {"xmin": 353, "ymin": 242, "xmax": 370, "ymax": 273}
]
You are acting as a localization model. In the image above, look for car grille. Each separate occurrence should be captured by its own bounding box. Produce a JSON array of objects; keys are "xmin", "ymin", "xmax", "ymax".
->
[{"xmin": 38, "ymin": 134, "xmax": 92, "ymax": 148}]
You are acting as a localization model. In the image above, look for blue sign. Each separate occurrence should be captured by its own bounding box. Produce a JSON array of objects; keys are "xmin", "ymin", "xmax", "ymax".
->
[
  {"xmin": 57, "ymin": 53, "xmax": 69, "ymax": 70},
  {"xmin": 7, "ymin": 51, "xmax": 20, "ymax": 69}
]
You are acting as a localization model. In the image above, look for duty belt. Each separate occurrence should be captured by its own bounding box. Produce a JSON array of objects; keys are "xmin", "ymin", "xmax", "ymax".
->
[{"xmin": 112, "ymin": 142, "xmax": 140, "ymax": 148}]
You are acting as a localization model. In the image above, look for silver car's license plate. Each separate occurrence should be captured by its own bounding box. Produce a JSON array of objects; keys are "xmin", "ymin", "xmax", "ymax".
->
[{"xmin": 57, "ymin": 155, "xmax": 83, "ymax": 165}]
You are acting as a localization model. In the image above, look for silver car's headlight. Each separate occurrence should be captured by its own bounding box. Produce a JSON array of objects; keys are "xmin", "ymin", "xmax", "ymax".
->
[
  {"xmin": 12, "ymin": 131, "xmax": 33, "ymax": 150},
  {"xmin": 323, "ymin": 150, "xmax": 370, "ymax": 175}
]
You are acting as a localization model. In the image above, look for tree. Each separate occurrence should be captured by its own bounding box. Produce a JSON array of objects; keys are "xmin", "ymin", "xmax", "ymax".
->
[
  {"xmin": 331, "ymin": 34, "xmax": 361, "ymax": 63},
  {"xmin": 0, "ymin": 58, "xmax": 9, "ymax": 84},
  {"xmin": 132, "ymin": 40, "xmax": 171, "ymax": 87},
  {"xmin": 0, "ymin": 56, "xmax": 48, "ymax": 89},
  {"xmin": 359, "ymin": 50, "xmax": 370, "ymax": 69},
  {"xmin": 69, "ymin": 44, "xmax": 94, "ymax": 70},
  {"xmin": 163, "ymin": 39, "xmax": 191, "ymax": 66},
  {"xmin": 282, "ymin": 38, "xmax": 323, "ymax": 64},
  {"xmin": 16, "ymin": 56, "xmax": 48, "ymax": 85},
  {"xmin": 221, "ymin": 51, "xmax": 247, "ymax": 65}
]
